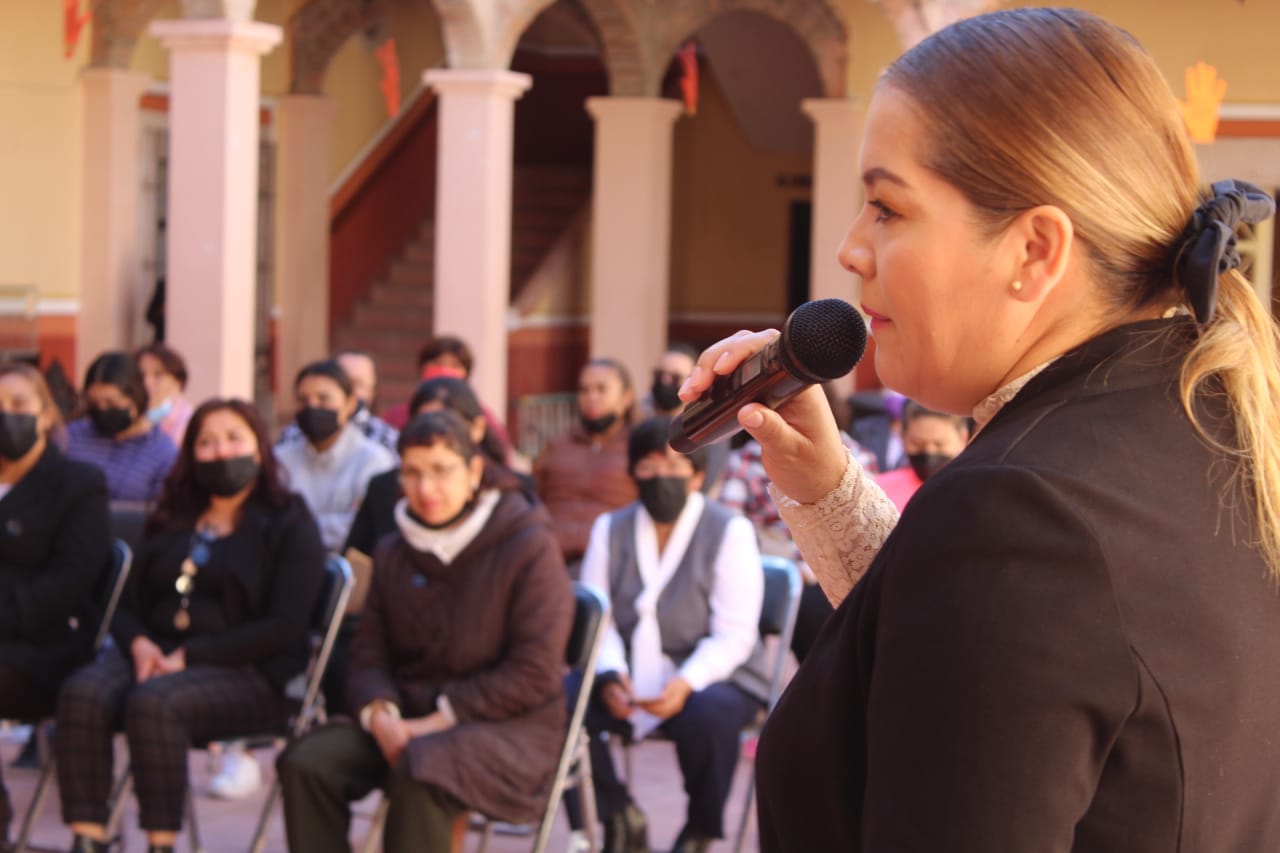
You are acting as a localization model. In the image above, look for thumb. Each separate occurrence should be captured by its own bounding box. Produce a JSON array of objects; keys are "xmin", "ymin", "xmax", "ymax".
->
[{"xmin": 738, "ymin": 402, "xmax": 790, "ymax": 447}]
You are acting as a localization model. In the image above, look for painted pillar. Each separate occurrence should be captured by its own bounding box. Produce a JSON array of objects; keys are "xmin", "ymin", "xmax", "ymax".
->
[
  {"xmin": 585, "ymin": 97, "xmax": 682, "ymax": 387},
  {"xmin": 78, "ymin": 68, "xmax": 151, "ymax": 377},
  {"xmin": 424, "ymin": 68, "xmax": 532, "ymax": 417},
  {"xmin": 150, "ymin": 17, "xmax": 281, "ymax": 403}
]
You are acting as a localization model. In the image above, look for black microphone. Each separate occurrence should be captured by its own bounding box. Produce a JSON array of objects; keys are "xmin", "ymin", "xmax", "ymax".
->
[{"xmin": 669, "ymin": 298, "xmax": 868, "ymax": 452}]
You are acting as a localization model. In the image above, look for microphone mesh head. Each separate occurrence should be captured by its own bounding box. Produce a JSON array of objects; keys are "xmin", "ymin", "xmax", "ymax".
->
[{"xmin": 783, "ymin": 299, "xmax": 868, "ymax": 380}]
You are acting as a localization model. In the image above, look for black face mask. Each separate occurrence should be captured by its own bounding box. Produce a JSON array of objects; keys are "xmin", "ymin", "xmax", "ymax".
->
[
  {"xmin": 195, "ymin": 455, "xmax": 260, "ymax": 497},
  {"xmin": 650, "ymin": 377, "xmax": 683, "ymax": 413},
  {"xmin": 89, "ymin": 405, "xmax": 134, "ymax": 437},
  {"xmin": 908, "ymin": 452, "xmax": 953, "ymax": 482},
  {"xmin": 637, "ymin": 476, "xmax": 690, "ymax": 524},
  {"xmin": 580, "ymin": 412, "xmax": 618, "ymax": 436},
  {"xmin": 0, "ymin": 412, "xmax": 39, "ymax": 461},
  {"xmin": 296, "ymin": 406, "xmax": 342, "ymax": 444}
]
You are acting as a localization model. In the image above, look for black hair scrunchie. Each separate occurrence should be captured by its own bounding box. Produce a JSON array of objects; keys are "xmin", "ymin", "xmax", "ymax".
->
[{"xmin": 1174, "ymin": 179, "xmax": 1275, "ymax": 324}]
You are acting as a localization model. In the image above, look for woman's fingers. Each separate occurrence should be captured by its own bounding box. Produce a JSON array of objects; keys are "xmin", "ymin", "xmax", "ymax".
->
[{"xmin": 679, "ymin": 329, "xmax": 780, "ymax": 402}]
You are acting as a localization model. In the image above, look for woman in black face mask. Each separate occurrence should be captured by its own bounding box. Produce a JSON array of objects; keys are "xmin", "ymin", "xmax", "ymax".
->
[
  {"xmin": 874, "ymin": 401, "xmax": 970, "ymax": 512},
  {"xmin": 571, "ymin": 415, "xmax": 768, "ymax": 853},
  {"xmin": 66, "ymin": 351, "xmax": 178, "ymax": 503},
  {"xmin": 55, "ymin": 399, "xmax": 326, "ymax": 853},
  {"xmin": 0, "ymin": 362, "xmax": 110, "ymax": 847},
  {"xmin": 533, "ymin": 358, "xmax": 638, "ymax": 571}
]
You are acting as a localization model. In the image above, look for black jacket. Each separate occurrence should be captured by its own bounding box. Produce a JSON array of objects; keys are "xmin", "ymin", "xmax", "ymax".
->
[
  {"xmin": 112, "ymin": 493, "xmax": 326, "ymax": 690},
  {"xmin": 756, "ymin": 319, "xmax": 1280, "ymax": 852},
  {"xmin": 0, "ymin": 445, "xmax": 111, "ymax": 692}
]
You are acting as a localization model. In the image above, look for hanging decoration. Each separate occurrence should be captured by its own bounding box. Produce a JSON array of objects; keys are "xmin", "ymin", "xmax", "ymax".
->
[
  {"xmin": 375, "ymin": 38, "xmax": 401, "ymax": 119},
  {"xmin": 1177, "ymin": 61, "xmax": 1227, "ymax": 144},
  {"xmin": 64, "ymin": 0, "xmax": 92, "ymax": 59},
  {"xmin": 677, "ymin": 42, "xmax": 698, "ymax": 116}
]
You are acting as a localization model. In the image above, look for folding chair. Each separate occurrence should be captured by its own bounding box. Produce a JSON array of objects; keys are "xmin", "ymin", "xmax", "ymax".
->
[
  {"xmin": 612, "ymin": 556, "xmax": 802, "ymax": 852},
  {"xmin": 14, "ymin": 539, "xmax": 133, "ymax": 853},
  {"xmin": 101, "ymin": 554, "xmax": 351, "ymax": 853},
  {"xmin": 730, "ymin": 555, "xmax": 802, "ymax": 853},
  {"xmin": 359, "ymin": 581, "xmax": 610, "ymax": 853}
]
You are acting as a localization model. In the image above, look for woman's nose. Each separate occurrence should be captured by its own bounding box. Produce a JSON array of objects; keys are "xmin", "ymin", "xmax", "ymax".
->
[{"xmin": 837, "ymin": 222, "xmax": 874, "ymax": 279}]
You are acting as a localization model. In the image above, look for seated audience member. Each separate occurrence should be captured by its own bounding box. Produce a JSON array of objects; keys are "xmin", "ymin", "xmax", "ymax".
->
[
  {"xmin": 135, "ymin": 343, "xmax": 194, "ymax": 447},
  {"xmin": 55, "ymin": 399, "xmax": 325, "ymax": 853},
  {"xmin": 274, "ymin": 359, "xmax": 395, "ymax": 552},
  {"xmin": 849, "ymin": 388, "xmax": 907, "ymax": 473},
  {"xmin": 645, "ymin": 344, "xmax": 730, "ymax": 493},
  {"xmin": 381, "ymin": 337, "xmax": 514, "ymax": 461},
  {"xmin": 577, "ymin": 416, "xmax": 766, "ymax": 853},
  {"xmin": 0, "ymin": 363, "xmax": 111, "ymax": 846},
  {"xmin": 66, "ymin": 352, "xmax": 178, "ymax": 503},
  {"xmin": 874, "ymin": 400, "xmax": 970, "ymax": 511},
  {"xmin": 534, "ymin": 358, "xmax": 638, "ymax": 571},
  {"xmin": 277, "ymin": 410, "xmax": 572, "ymax": 853},
  {"xmin": 276, "ymin": 350, "xmax": 398, "ymax": 456}
]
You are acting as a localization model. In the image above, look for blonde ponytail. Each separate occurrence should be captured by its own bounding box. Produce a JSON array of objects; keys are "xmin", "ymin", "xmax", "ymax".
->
[{"xmin": 1181, "ymin": 269, "xmax": 1280, "ymax": 582}]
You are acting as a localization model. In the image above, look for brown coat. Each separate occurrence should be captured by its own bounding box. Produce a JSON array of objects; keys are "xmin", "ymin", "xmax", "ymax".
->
[
  {"xmin": 533, "ymin": 424, "xmax": 637, "ymax": 562},
  {"xmin": 348, "ymin": 489, "xmax": 573, "ymax": 823}
]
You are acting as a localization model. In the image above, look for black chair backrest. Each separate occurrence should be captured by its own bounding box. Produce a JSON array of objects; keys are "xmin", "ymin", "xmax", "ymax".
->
[
  {"xmin": 566, "ymin": 582, "xmax": 607, "ymax": 670},
  {"xmin": 108, "ymin": 502, "xmax": 149, "ymax": 553},
  {"xmin": 759, "ymin": 556, "xmax": 799, "ymax": 638}
]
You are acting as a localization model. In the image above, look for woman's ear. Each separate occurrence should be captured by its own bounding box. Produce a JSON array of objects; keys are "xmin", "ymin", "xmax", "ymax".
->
[
  {"xmin": 469, "ymin": 415, "xmax": 487, "ymax": 445},
  {"xmin": 468, "ymin": 454, "xmax": 485, "ymax": 490},
  {"xmin": 1006, "ymin": 204, "xmax": 1074, "ymax": 303}
]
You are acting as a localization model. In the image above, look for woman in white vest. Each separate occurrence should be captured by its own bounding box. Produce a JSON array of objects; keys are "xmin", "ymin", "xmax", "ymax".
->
[{"xmin": 578, "ymin": 415, "xmax": 765, "ymax": 853}]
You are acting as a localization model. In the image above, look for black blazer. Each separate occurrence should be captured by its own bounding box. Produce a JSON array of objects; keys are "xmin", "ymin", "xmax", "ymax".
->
[
  {"xmin": 756, "ymin": 319, "xmax": 1280, "ymax": 852},
  {"xmin": 0, "ymin": 445, "xmax": 111, "ymax": 692},
  {"xmin": 112, "ymin": 493, "xmax": 326, "ymax": 690}
]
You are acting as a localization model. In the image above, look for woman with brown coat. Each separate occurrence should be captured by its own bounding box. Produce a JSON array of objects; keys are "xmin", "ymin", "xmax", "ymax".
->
[{"xmin": 278, "ymin": 410, "xmax": 573, "ymax": 853}]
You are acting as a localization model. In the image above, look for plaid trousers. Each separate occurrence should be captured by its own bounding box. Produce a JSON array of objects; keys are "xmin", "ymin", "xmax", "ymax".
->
[{"xmin": 55, "ymin": 648, "xmax": 293, "ymax": 831}]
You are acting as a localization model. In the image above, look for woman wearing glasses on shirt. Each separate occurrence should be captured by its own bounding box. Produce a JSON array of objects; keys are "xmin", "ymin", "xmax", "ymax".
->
[{"xmin": 54, "ymin": 398, "xmax": 326, "ymax": 853}]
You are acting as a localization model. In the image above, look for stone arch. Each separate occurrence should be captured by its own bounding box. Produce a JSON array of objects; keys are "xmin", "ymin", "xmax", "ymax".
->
[
  {"xmin": 646, "ymin": 0, "xmax": 847, "ymax": 98},
  {"xmin": 430, "ymin": 0, "xmax": 492, "ymax": 68},
  {"xmin": 288, "ymin": 0, "xmax": 398, "ymax": 94},
  {"xmin": 575, "ymin": 0, "xmax": 644, "ymax": 95},
  {"xmin": 89, "ymin": 0, "xmax": 168, "ymax": 69}
]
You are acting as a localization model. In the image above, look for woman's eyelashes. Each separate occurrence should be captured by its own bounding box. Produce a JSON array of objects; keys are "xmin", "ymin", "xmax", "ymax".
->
[{"xmin": 868, "ymin": 199, "xmax": 899, "ymax": 224}]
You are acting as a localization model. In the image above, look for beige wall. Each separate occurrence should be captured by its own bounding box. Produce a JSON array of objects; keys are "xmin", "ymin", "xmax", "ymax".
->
[
  {"xmin": 0, "ymin": 1, "xmax": 89, "ymax": 301},
  {"xmin": 840, "ymin": 0, "xmax": 1280, "ymax": 104},
  {"xmin": 669, "ymin": 64, "xmax": 813, "ymax": 317}
]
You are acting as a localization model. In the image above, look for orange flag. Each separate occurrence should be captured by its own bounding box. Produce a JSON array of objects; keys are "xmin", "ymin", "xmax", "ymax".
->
[
  {"xmin": 64, "ymin": 0, "xmax": 92, "ymax": 59},
  {"xmin": 678, "ymin": 42, "xmax": 698, "ymax": 116},
  {"xmin": 375, "ymin": 39, "xmax": 401, "ymax": 119}
]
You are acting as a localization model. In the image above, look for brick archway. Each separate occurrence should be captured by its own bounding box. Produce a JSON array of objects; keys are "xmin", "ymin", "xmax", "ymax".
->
[
  {"xmin": 89, "ymin": 0, "xmax": 168, "ymax": 68},
  {"xmin": 287, "ymin": 0, "xmax": 398, "ymax": 93}
]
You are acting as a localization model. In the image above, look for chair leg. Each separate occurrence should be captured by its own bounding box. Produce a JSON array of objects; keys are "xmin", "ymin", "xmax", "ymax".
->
[
  {"xmin": 247, "ymin": 780, "xmax": 280, "ymax": 853},
  {"xmin": 103, "ymin": 768, "xmax": 132, "ymax": 844},
  {"xmin": 184, "ymin": 785, "xmax": 203, "ymax": 853},
  {"xmin": 13, "ymin": 749, "xmax": 55, "ymax": 853},
  {"xmin": 360, "ymin": 795, "xmax": 389, "ymax": 853},
  {"xmin": 577, "ymin": 741, "xmax": 600, "ymax": 853},
  {"xmin": 733, "ymin": 772, "xmax": 757, "ymax": 853}
]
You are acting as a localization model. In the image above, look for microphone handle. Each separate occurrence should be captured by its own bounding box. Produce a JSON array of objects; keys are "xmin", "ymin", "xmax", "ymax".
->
[{"xmin": 669, "ymin": 338, "xmax": 812, "ymax": 452}]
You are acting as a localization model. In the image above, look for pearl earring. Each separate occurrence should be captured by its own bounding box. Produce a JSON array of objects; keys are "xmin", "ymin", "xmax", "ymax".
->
[{"xmin": 1011, "ymin": 280, "xmax": 1024, "ymax": 293}]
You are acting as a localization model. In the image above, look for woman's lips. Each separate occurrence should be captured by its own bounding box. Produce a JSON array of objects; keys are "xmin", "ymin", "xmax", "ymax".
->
[{"xmin": 861, "ymin": 305, "xmax": 889, "ymax": 333}]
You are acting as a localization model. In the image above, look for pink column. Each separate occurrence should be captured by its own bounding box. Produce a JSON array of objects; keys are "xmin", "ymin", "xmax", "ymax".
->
[
  {"xmin": 78, "ymin": 68, "xmax": 151, "ymax": 377},
  {"xmin": 802, "ymin": 98, "xmax": 864, "ymax": 306},
  {"xmin": 585, "ymin": 97, "xmax": 682, "ymax": 386},
  {"xmin": 150, "ymin": 17, "xmax": 281, "ymax": 403},
  {"xmin": 273, "ymin": 94, "xmax": 338, "ymax": 417},
  {"xmin": 424, "ymin": 69, "xmax": 532, "ymax": 417}
]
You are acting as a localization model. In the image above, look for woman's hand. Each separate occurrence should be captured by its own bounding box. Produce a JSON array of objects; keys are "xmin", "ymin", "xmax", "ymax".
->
[
  {"xmin": 131, "ymin": 636, "xmax": 166, "ymax": 683},
  {"xmin": 402, "ymin": 712, "xmax": 453, "ymax": 739},
  {"xmin": 601, "ymin": 672, "xmax": 636, "ymax": 721},
  {"xmin": 156, "ymin": 647, "xmax": 186, "ymax": 675},
  {"xmin": 681, "ymin": 330, "xmax": 849, "ymax": 504},
  {"xmin": 370, "ymin": 708, "xmax": 411, "ymax": 767},
  {"xmin": 634, "ymin": 676, "xmax": 693, "ymax": 721}
]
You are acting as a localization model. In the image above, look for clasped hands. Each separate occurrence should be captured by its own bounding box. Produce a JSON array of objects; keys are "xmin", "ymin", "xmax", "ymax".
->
[
  {"xmin": 369, "ymin": 706, "xmax": 453, "ymax": 766},
  {"xmin": 601, "ymin": 672, "xmax": 694, "ymax": 721},
  {"xmin": 131, "ymin": 635, "xmax": 185, "ymax": 682}
]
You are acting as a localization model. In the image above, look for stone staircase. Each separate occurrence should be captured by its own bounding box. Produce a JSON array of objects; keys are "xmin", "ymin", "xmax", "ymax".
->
[{"xmin": 333, "ymin": 165, "xmax": 592, "ymax": 410}]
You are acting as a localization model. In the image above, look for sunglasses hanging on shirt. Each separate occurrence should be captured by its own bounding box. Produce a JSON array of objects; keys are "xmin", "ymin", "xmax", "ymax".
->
[{"xmin": 174, "ymin": 528, "xmax": 217, "ymax": 631}]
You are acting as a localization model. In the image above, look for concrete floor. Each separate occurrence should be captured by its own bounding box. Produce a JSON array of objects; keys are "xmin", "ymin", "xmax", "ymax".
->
[{"xmin": 2, "ymin": 726, "xmax": 762, "ymax": 853}]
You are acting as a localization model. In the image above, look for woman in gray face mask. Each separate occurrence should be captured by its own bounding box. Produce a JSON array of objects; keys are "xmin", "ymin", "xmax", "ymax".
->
[{"xmin": 0, "ymin": 361, "xmax": 110, "ymax": 848}]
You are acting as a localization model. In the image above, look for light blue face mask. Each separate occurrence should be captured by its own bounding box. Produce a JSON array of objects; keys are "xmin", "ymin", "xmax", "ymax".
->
[{"xmin": 146, "ymin": 397, "xmax": 174, "ymax": 424}]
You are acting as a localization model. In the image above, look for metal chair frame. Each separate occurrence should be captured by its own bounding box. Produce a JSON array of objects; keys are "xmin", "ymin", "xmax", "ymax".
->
[
  {"xmin": 13, "ymin": 539, "xmax": 133, "ymax": 853},
  {"xmin": 360, "ymin": 581, "xmax": 611, "ymax": 853}
]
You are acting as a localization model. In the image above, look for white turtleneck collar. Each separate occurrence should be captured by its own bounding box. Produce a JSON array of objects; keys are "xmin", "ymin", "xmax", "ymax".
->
[{"xmin": 393, "ymin": 489, "xmax": 501, "ymax": 565}]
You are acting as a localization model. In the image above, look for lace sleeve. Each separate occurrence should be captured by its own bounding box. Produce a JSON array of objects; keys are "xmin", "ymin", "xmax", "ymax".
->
[{"xmin": 770, "ymin": 450, "xmax": 899, "ymax": 607}]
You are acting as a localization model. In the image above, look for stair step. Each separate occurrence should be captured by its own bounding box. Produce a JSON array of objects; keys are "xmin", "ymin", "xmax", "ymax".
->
[
  {"xmin": 370, "ymin": 281, "xmax": 434, "ymax": 307},
  {"xmin": 388, "ymin": 262, "xmax": 433, "ymax": 288},
  {"xmin": 403, "ymin": 243, "xmax": 434, "ymax": 265},
  {"xmin": 334, "ymin": 328, "xmax": 429, "ymax": 355},
  {"xmin": 353, "ymin": 302, "xmax": 434, "ymax": 332}
]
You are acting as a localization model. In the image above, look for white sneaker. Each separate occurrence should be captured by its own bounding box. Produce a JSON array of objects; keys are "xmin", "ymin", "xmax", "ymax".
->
[
  {"xmin": 206, "ymin": 746, "xmax": 262, "ymax": 800},
  {"xmin": 566, "ymin": 830, "xmax": 590, "ymax": 853}
]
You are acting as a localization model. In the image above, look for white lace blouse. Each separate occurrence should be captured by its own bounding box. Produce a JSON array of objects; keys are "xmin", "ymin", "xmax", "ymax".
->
[{"xmin": 774, "ymin": 364, "xmax": 1051, "ymax": 606}]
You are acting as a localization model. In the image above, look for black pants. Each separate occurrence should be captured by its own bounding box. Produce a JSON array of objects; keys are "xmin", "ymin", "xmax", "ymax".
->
[
  {"xmin": 574, "ymin": 675, "xmax": 762, "ymax": 839},
  {"xmin": 277, "ymin": 723, "xmax": 464, "ymax": 853},
  {"xmin": 0, "ymin": 662, "xmax": 59, "ymax": 837},
  {"xmin": 55, "ymin": 648, "xmax": 292, "ymax": 831}
]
